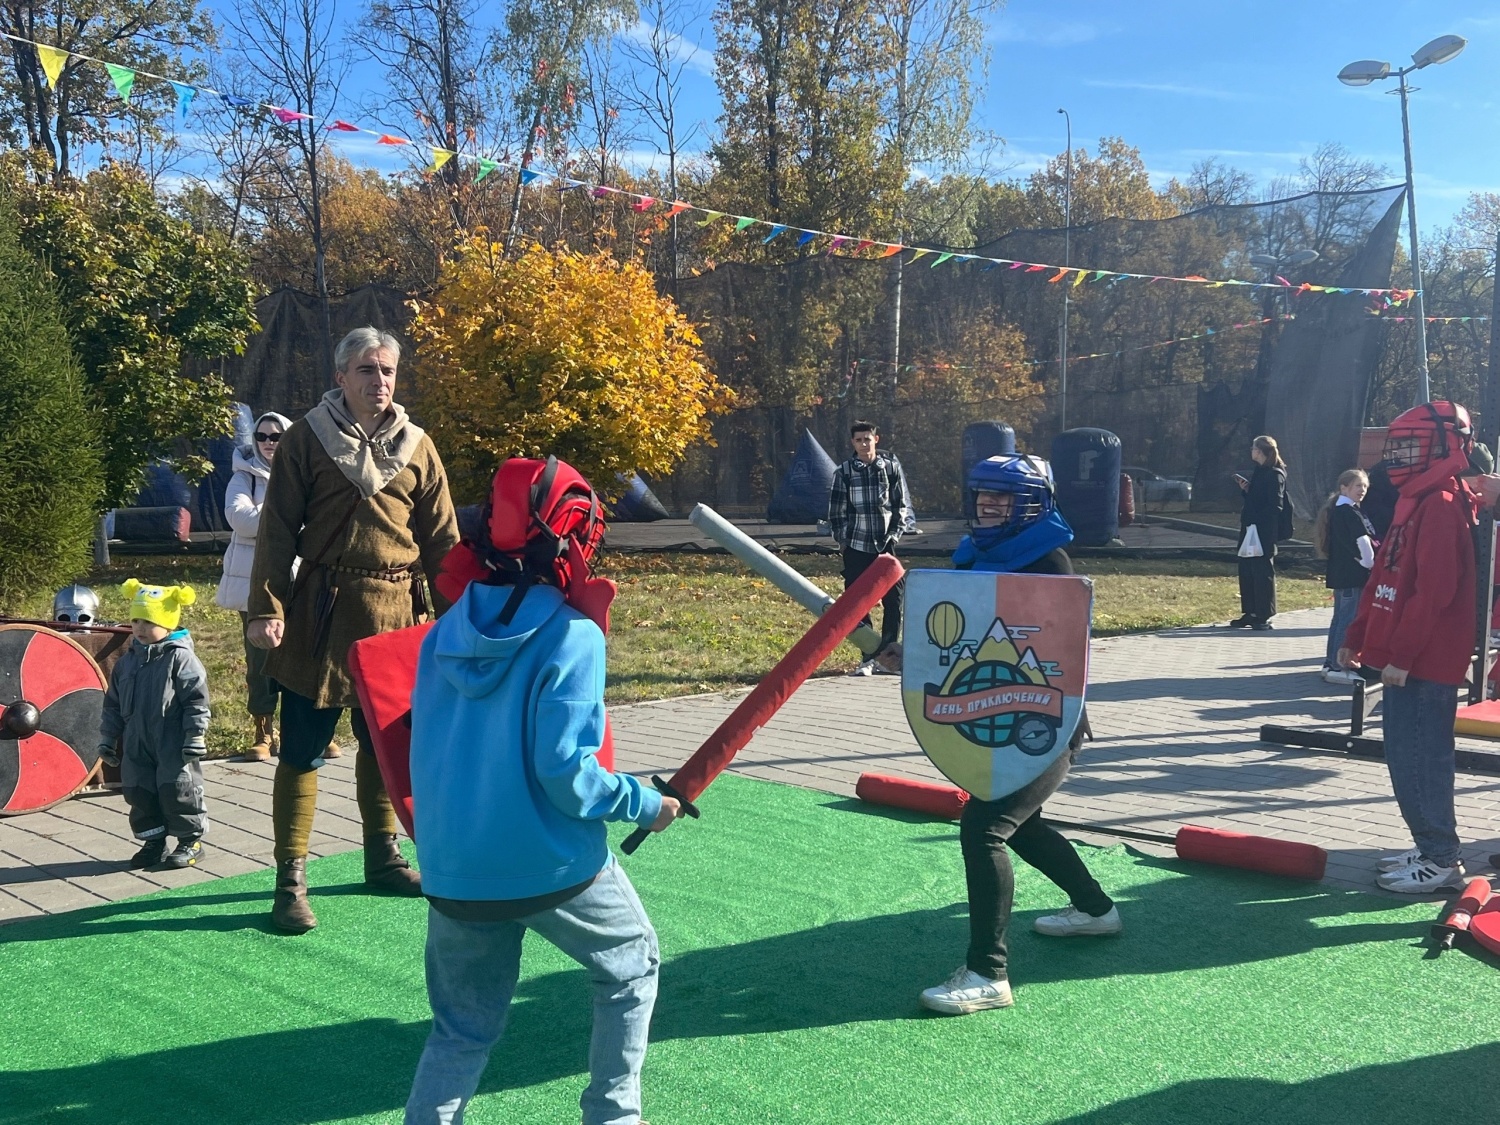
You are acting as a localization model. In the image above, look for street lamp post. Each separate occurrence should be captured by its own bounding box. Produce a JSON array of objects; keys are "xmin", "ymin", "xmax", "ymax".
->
[
  {"xmin": 1057, "ymin": 108, "xmax": 1072, "ymax": 433},
  {"xmin": 1339, "ymin": 33, "xmax": 1467, "ymax": 405}
]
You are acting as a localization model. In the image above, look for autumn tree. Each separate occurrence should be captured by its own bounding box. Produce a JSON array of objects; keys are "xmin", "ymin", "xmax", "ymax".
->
[
  {"xmin": 2, "ymin": 158, "xmax": 258, "ymax": 508},
  {"xmin": 409, "ymin": 238, "xmax": 732, "ymax": 501},
  {"xmin": 0, "ymin": 0, "xmax": 213, "ymax": 182},
  {"xmin": 1024, "ymin": 137, "xmax": 1177, "ymax": 227}
]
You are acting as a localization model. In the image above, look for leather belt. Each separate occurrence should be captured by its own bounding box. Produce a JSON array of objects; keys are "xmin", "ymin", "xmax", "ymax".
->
[{"xmin": 328, "ymin": 562, "xmax": 415, "ymax": 582}]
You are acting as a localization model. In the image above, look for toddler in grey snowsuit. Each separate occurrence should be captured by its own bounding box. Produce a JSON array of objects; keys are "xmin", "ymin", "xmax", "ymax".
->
[{"xmin": 99, "ymin": 580, "xmax": 212, "ymax": 869}]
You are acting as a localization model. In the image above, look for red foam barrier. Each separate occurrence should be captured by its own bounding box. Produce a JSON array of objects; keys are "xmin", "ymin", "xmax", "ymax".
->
[
  {"xmin": 1174, "ymin": 824, "xmax": 1327, "ymax": 880},
  {"xmin": 1469, "ymin": 896, "xmax": 1500, "ymax": 958},
  {"xmin": 856, "ymin": 772, "xmax": 969, "ymax": 820}
]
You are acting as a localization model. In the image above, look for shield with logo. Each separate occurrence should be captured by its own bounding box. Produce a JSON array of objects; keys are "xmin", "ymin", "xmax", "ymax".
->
[{"xmin": 902, "ymin": 569, "xmax": 1093, "ymax": 801}]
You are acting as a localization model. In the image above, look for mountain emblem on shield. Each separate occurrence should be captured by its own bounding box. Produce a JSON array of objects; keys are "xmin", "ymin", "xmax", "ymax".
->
[{"xmin": 902, "ymin": 570, "xmax": 1092, "ymax": 802}]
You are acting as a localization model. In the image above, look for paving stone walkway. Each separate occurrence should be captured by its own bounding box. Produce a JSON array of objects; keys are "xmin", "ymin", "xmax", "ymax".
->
[{"xmin": 5, "ymin": 606, "xmax": 1499, "ymax": 923}]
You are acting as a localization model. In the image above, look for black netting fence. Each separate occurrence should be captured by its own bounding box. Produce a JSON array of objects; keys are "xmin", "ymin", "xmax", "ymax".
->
[{"xmin": 213, "ymin": 184, "xmax": 1407, "ymax": 521}]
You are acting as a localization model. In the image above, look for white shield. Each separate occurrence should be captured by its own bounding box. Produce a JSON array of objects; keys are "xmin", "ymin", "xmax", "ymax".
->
[{"xmin": 901, "ymin": 569, "xmax": 1093, "ymax": 802}]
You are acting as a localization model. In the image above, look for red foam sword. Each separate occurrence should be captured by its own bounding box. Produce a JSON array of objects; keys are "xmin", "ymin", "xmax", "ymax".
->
[{"xmin": 621, "ymin": 553, "xmax": 904, "ymax": 854}]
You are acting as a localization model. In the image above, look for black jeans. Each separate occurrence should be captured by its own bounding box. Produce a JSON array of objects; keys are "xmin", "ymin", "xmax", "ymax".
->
[
  {"xmin": 842, "ymin": 547, "xmax": 903, "ymax": 648},
  {"xmin": 960, "ymin": 743, "xmax": 1113, "ymax": 981},
  {"xmin": 277, "ymin": 685, "xmax": 375, "ymax": 769},
  {"xmin": 1237, "ymin": 553, "xmax": 1277, "ymax": 623}
]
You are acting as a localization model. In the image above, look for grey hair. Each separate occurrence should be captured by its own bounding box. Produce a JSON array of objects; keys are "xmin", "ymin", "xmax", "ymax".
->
[{"xmin": 334, "ymin": 327, "xmax": 402, "ymax": 373}]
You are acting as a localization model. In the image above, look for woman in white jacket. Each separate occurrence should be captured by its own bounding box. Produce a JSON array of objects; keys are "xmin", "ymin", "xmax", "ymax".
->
[{"xmin": 217, "ymin": 412, "xmax": 297, "ymax": 761}]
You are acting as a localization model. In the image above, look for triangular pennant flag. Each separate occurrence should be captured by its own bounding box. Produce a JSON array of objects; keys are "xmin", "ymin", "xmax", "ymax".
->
[
  {"xmin": 827, "ymin": 236, "xmax": 847, "ymax": 254},
  {"xmin": 666, "ymin": 201, "xmax": 690, "ymax": 217},
  {"xmin": 1025, "ymin": 264, "xmax": 1046, "ymax": 273},
  {"xmin": 376, "ymin": 134, "xmax": 409, "ymax": 146},
  {"xmin": 796, "ymin": 230, "xmax": 817, "ymax": 246},
  {"xmin": 560, "ymin": 179, "xmax": 587, "ymax": 191},
  {"xmin": 910, "ymin": 249, "xmax": 931, "ymax": 261},
  {"xmin": 476, "ymin": 158, "xmax": 501, "ymax": 183},
  {"xmin": 697, "ymin": 211, "xmax": 725, "ymax": 226},
  {"xmin": 326, "ymin": 119, "xmax": 361, "ymax": 131},
  {"xmin": 1048, "ymin": 267, "xmax": 1069, "ymax": 282},
  {"xmin": 105, "ymin": 63, "xmax": 136, "ymax": 103},
  {"xmin": 170, "ymin": 81, "xmax": 196, "ymax": 122},
  {"xmin": 36, "ymin": 44, "xmax": 68, "ymax": 87},
  {"xmin": 430, "ymin": 149, "xmax": 454, "ymax": 172},
  {"xmin": 271, "ymin": 107, "xmax": 312, "ymax": 124},
  {"xmin": 1071, "ymin": 269, "xmax": 1086, "ymax": 287},
  {"xmin": 1093, "ymin": 270, "xmax": 1107, "ymax": 281},
  {"xmin": 631, "ymin": 195, "xmax": 655, "ymax": 212},
  {"xmin": 733, "ymin": 216, "xmax": 755, "ymax": 232},
  {"xmin": 931, "ymin": 252, "xmax": 953, "ymax": 267},
  {"xmin": 590, "ymin": 185, "xmax": 612, "ymax": 198},
  {"xmin": 520, "ymin": 168, "xmax": 542, "ymax": 185},
  {"xmin": 222, "ymin": 93, "xmax": 256, "ymax": 109},
  {"xmin": 880, "ymin": 244, "xmax": 903, "ymax": 258},
  {"xmin": 762, "ymin": 224, "xmax": 786, "ymax": 243},
  {"xmin": 852, "ymin": 240, "xmax": 873, "ymax": 253}
]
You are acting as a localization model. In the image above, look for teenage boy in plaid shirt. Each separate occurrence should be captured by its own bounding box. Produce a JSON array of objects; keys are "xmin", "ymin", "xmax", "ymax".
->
[{"xmin": 829, "ymin": 421, "xmax": 906, "ymax": 667}]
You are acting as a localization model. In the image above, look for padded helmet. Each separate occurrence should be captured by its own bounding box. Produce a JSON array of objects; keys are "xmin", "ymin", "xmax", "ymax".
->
[
  {"xmin": 966, "ymin": 454, "xmax": 1055, "ymax": 549},
  {"xmin": 436, "ymin": 457, "xmax": 613, "ymax": 628},
  {"xmin": 1382, "ymin": 401, "xmax": 1474, "ymax": 488},
  {"xmin": 52, "ymin": 584, "xmax": 101, "ymax": 624}
]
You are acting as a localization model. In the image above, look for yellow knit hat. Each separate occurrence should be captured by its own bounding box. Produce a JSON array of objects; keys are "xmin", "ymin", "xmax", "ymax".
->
[{"xmin": 122, "ymin": 579, "xmax": 196, "ymax": 630}]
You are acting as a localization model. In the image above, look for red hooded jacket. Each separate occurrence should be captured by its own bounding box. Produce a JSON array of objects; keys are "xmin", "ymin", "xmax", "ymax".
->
[{"xmin": 1342, "ymin": 468, "xmax": 1476, "ymax": 685}]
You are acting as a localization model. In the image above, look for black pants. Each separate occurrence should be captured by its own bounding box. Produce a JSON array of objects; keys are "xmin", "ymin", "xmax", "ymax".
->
[
  {"xmin": 1237, "ymin": 553, "xmax": 1277, "ymax": 623},
  {"xmin": 842, "ymin": 547, "xmax": 903, "ymax": 648},
  {"xmin": 960, "ymin": 743, "xmax": 1113, "ymax": 981},
  {"xmin": 123, "ymin": 757, "xmax": 207, "ymax": 841},
  {"xmin": 277, "ymin": 685, "xmax": 376, "ymax": 769}
]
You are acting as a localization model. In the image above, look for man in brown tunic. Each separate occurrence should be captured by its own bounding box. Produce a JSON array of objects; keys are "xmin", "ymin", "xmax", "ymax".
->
[{"xmin": 248, "ymin": 327, "xmax": 459, "ymax": 933}]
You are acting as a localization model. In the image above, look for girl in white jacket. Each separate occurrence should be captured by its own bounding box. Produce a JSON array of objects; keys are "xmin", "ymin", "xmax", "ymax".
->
[{"xmin": 217, "ymin": 412, "xmax": 294, "ymax": 761}]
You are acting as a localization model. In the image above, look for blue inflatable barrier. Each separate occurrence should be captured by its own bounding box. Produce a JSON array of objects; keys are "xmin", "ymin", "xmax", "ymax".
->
[
  {"xmin": 196, "ymin": 403, "xmax": 255, "ymax": 533},
  {"xmin": 134, "ymin": 460, "xmax": 193, "ymax": 511},
  {"xmin": 1051, "ymin": 428, "xmax": 1122, "ymax": 547},
  {"xmin": 768, "ymin": 429, "xmax": 839, "ymax": 524},
  {"xmin": 613, "ymin": 472, "xmax": 671, "ymax": 521},
  {"xmin": 960, "ymin": 422, "xmax": 1016, "ymax": 491}
]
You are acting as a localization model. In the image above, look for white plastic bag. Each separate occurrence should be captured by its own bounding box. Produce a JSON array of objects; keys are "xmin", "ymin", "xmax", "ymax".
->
[{"xmin": 1238, "ymin": 525, "xmax": 1264, "ymax": 558}]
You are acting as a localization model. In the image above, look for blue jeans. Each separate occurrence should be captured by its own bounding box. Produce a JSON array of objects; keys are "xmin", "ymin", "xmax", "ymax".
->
[
  {"xmin": 1324, "ymin": 587, "xmax": 1363, "ymax": 669},
  {"xmin": 404, "ymin": 860, "xmax": 660, "ymax": 1125},
  {"xmin": 1382, "ymin": 677, "xmax": 1461, "ymax": 867}
]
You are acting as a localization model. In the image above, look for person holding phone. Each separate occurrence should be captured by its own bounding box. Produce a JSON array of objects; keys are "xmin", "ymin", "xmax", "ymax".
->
[{"xmin": 1228, "ymin": 436, "xmax": 1286, "ymax": 630}]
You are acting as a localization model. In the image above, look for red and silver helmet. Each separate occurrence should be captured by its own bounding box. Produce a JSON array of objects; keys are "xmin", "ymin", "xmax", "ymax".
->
[{"xmin": 1382, "ymin": 401, "xmax": 1474, "ymax": 488}]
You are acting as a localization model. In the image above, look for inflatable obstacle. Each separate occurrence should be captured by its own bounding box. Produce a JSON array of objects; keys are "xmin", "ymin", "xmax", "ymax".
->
[
  {"xmin": 855, "ymin": 771, "xmax": 1327, "ymax": 879},
  {"xmin": 1454, "ymin": 699, "xmax": 1500, "ymax": 739},
  {"xmin": 768, "ymin": 428, "xmax": 838, "ymax": 524}
]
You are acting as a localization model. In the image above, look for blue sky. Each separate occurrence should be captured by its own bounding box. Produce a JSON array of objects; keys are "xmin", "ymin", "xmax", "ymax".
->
[{"xmin": 198, "ymin": 0, "xmax": 1498, "ymax": 231}]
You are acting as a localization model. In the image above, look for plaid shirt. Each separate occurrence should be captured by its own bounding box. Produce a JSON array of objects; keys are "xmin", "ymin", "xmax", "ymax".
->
[{"xmin": 829, "ymin": 452, "xmax": 905, "ymax": 554}]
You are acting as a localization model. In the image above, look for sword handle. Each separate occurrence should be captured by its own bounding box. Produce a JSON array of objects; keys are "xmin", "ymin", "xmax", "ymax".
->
[{"xmin": 620, "ymin": 776, "xmax": 701, "ymax": 855}]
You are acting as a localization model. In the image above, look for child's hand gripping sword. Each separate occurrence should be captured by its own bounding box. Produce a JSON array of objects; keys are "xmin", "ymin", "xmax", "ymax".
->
[{"xmin": 621, "ymin": 554, "xmax": 904, "ymax": 855}]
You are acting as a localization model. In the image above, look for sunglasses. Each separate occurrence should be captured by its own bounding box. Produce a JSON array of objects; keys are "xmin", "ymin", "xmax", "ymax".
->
[{"xmin": 254, "ymin": 432, "xmax": 282, "ymax": 444}]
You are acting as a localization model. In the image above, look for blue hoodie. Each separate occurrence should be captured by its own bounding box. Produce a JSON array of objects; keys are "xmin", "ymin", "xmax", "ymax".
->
[
  {"xmin": 952, "ymin": 509, "xmax": 1075, "ymax": 572},
  {"xmin": 409, "ymin": 582, "xmax": 663, "ymax": 901}
]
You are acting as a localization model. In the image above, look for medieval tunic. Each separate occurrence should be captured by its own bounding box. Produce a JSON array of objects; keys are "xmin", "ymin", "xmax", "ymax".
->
[{"xmin": 247, "ymin": 390, "xmax": 459, "ymax": 709}]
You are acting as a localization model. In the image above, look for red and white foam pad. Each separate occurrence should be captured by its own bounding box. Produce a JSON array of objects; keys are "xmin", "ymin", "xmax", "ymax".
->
[
  {"xmin": 855, "ymin": 772, "xmax": 969, "ymax": 820},
  {"xmin": 1469, "ymin": 896, "xmax": 1500, "ymax": 958},
  {"xmin": 0, "ymin": 624, "xmax": 107, "ymax": 815},
  {"xmin": 1174, "ymin": 825, "xmax": 1327, "ymax": 880}
]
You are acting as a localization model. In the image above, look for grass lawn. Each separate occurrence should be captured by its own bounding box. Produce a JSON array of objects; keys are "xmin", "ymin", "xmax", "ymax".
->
[
  {"xmin": 2, "ymin": 773, "xmax": 1495, "ymax": 1125},
  {"xmin": 0, "ymin": 551, "xmax": 1331, "ymax": 756}
]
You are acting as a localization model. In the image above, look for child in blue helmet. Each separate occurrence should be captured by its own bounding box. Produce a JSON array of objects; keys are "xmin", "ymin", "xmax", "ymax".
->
[{"xmin": 920, "ymin": 455, "xmax": 1120, "ymax": 1016}]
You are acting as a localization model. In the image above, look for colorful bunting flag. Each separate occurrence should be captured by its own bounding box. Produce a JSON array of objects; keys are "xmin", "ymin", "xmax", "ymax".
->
[
  {"xmin": 667, "ymin": 201, "xmax": 690, "ymax": 217},
  {"xmin": 271, "ymin": 107, "xmax": 312, "ymax": 124},
  {"xmin": 520, "ymin": 168, "xmax": 542, "ymax": 185},
  {"xmin": 105, "ymin": 63, "xmax": 135, "ymax": 102},
  {"xmin": 910, "ymin": 249, "xmax": 931, "ymax": 261},
  {"xmin": 932, "ymin": 252, "xmax": 953, "ymax": 267},
  {"xmin": 762, "ymin": 224, "xmax": 786, "ymax": 243},
  {"xmin": 632, "ymin": 195, "xmax": 655, "ymax": 212},
  {"xmin": 476, "ymin": 159, "xmax": 501, "ymax": 183},
  {"xmin": 170, "ymin": 81, "xmax": 196, "ymax": 122},
  {"xmin": 430, "ymin": 149, "xmax": 454, "ymax": 173},
  {"xmin": 35, "ymin": 44, "xmax": 68, "ymax": 87},
  {"xmin": 880, "ymin": 244, "xmax": 903, "ymax": 258},
  {"xmin": 326, "ymin": 119, "xmax": 361, "ymax": 131},
  {"xmin": 696, "ymin": 211, "xmax": 725, "ymax": 226},
  {"xmin": 376, "ymin": 134, "xmax": 409, "ymax": 146},
  {"xmin": 1071, "ymin": 269, "xmax": 1086, "ymax": 287},
  {"xmin": 733, "ymin": 216, "xmax": 755, "ymax": 232},
  {"xmin": 796, "ymin": 230, "xmax": 817, "ymax": 246}
]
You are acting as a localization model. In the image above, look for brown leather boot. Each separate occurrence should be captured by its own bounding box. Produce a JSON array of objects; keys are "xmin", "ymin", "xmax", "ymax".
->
[
  {"xmin": 364, "ymin": 834, "xmax": 422, "ymax": 896},
  {"xmin": 271, "ymin": 857, "xmax": 317, "ymax": 933},
  {"xmin": 241, "ymin": 714, "xmax": 274, "ymax": 762}
]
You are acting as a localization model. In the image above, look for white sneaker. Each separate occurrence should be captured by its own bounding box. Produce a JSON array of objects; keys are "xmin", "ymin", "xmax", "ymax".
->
[
  {"xmin": 1033, "ymin": 904, "xmax": 1124, "ymax": 937},
  {"xmin": 1376, "ymin": 857, "xmax": 1466, "ymax": 894},
  {"xmin": 918, "ymin": 966, "xmax": 1013, "ymax": 1014},
  {"xmin": 1322, "ymin": 668, "xmax": 1360, "ymax": 685},
  {"xmin": 1377, "ymin": 847, "xmax": 1423, "ymax": 872},
  {"xmin": 849, "ymin": 660, "xmax": 875, "ymax": 677}
]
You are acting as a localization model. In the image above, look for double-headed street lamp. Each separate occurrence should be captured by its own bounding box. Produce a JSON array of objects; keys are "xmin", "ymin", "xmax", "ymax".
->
[{"xmin": 1339, "ymin": 34, "xmax": 1467, "ymax": 405}]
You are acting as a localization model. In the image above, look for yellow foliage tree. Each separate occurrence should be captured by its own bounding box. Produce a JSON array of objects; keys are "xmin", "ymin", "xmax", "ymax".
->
[{"xmin": 410, "ymin": 239, "xmax": 734, "ymax": 503}]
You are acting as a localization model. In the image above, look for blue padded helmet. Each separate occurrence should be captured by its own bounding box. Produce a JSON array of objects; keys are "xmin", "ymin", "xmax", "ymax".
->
[{"xmin": 966, "ymin": 454, "xmax": 1055, "ymax": 549}]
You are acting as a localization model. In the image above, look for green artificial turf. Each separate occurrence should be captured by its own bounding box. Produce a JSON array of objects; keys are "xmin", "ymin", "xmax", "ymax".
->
[{"xmin": 3, "ymin": 773, "xmax": 1499, "ymax": 1124}]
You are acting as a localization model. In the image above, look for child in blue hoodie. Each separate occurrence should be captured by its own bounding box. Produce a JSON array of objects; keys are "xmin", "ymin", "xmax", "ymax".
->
[{"xmin": 404, "ymin": 457, "xmax": 681, "ymax": 1125}]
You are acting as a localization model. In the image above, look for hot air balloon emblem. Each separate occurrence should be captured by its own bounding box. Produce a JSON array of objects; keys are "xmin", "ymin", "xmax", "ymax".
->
[{"xmin": 926, "ymin": 601, "xmax": 965, "ymax": 666}]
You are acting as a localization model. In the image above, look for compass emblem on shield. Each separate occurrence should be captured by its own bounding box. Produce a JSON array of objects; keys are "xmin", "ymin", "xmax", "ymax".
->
[{"xmin": 903, "ymin": 570, "xmax": 1092, "ymax": 802}]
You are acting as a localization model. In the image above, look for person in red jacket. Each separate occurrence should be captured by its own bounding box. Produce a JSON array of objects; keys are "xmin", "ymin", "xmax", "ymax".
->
[{"xmin": 1339, "ymin": 401, "xmax": 1477, "ymax": 893}]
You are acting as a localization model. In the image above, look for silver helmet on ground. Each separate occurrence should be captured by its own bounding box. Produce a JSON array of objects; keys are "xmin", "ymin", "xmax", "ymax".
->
[{"xmin": 52, "ymin": 584, "xmax": 102, "ymax": 624}]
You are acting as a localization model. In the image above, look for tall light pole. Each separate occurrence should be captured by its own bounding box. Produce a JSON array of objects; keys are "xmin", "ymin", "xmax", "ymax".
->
[
  {"xmin": 1339, "ymin": 33, "xmax": 1467, "ymax": 405},
  {"xmin": 1057, "ymin": 107, "xmax": 1072, "ymax": 433}
]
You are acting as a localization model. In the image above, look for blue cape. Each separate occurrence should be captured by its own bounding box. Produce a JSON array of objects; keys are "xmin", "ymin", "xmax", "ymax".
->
[{"xmin": 952, "ymin": 510, "xmax": 1075, "ymax": 572}]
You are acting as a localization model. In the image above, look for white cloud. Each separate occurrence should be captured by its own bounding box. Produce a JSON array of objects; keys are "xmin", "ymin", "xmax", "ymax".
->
[
  {"xmin": 1083, "ymin": 79, "xmax": 1252, "ymax": 102},
  {"xmin": 988, "ymin": 16, "xmax": 1117, "ymax": 47},
  {"xmin": 619, "ymin": 20, "xmax": 715, "ymax": 79}
]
